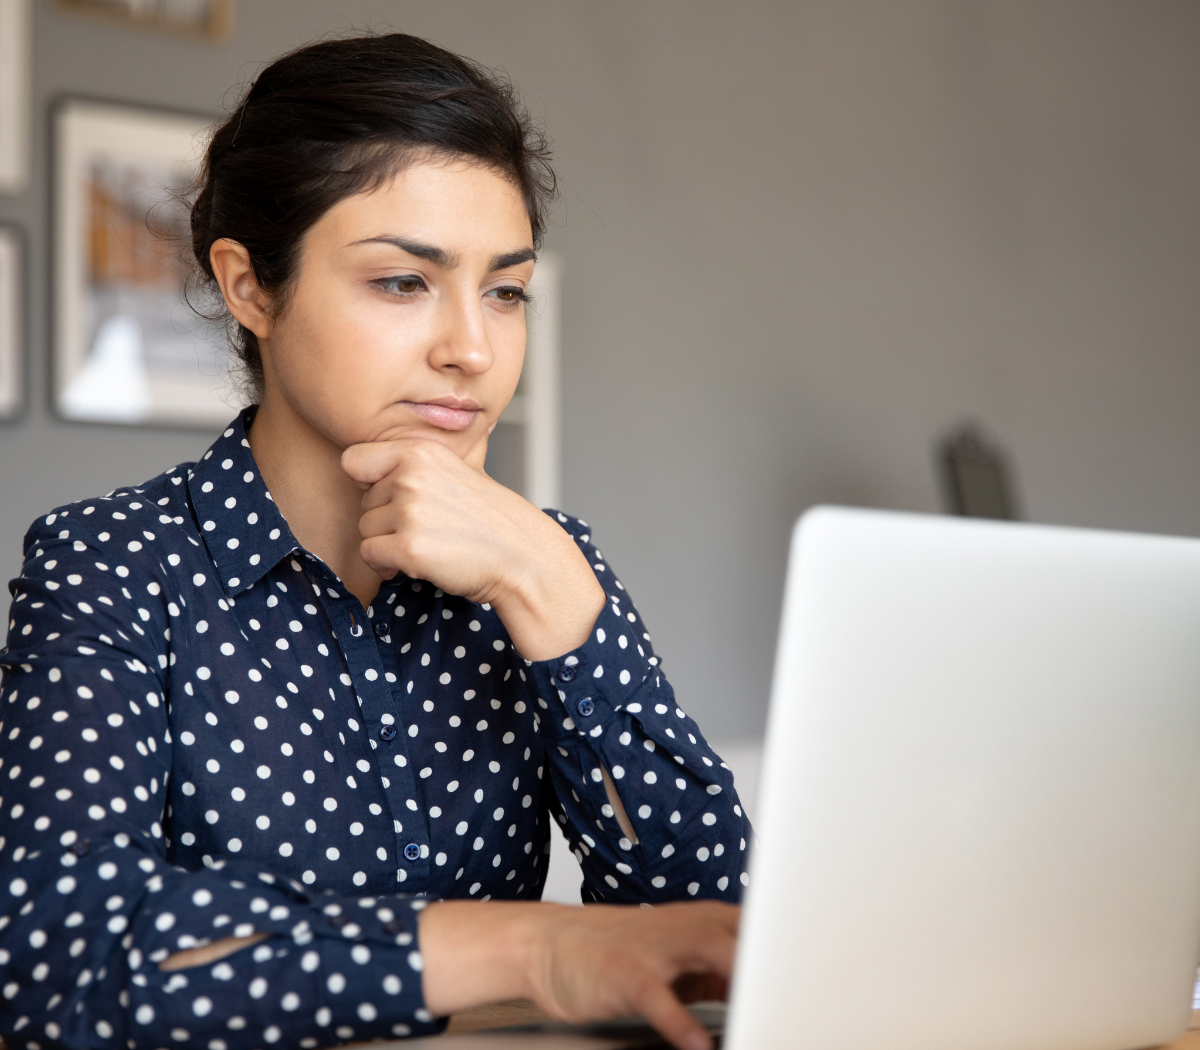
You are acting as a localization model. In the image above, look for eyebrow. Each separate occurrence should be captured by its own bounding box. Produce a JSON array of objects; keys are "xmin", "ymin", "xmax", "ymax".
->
[
  {"xmin": 350, "ymin": 237, "xmax": 536, "ymax": 273},
  {"xmin": 489, "ymin": 247, "xmax": 537, "ymax": 270}
]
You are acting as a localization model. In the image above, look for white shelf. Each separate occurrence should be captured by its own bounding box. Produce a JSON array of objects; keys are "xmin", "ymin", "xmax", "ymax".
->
[
  {"xmin": 497, "ymin": 395, "xmax": 527, "ymax": 426},
  {"xmin": 492, "ymin": 252, "xmax": 561, "ymax": 509}
]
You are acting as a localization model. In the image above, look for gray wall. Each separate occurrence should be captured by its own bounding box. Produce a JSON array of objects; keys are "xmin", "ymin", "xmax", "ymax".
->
[{"xmin": 2, "ymin": 1, "xmax": 1199, "ymax": 743}]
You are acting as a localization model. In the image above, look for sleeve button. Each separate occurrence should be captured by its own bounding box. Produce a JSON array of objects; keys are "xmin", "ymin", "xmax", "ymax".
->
[{"xmin": 576, "ymin": 698, "xmax": 595, "ymax": 717}]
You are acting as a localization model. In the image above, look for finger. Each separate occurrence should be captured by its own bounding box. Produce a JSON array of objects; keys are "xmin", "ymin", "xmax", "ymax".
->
[
  {"xmin": 342, "ymin": 441, "xmax": 409, "ymax": 487},
  {"xmin": 359, "ymin": 537, "xmax": 403, "ymax": 581},
  {"xmin": 357, "ymin": 502, "xmax": 404, "ymax": 541},
  {"xmin": 671, "ymin": 972, "xmax": 729, "ymax": 1004},
  {"xmin": 630, "ymin": 979, "xmax": 712, "ymax": 1050}
]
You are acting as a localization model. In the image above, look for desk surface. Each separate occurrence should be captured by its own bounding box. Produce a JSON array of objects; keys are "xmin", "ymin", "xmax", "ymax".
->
[{"xmin": 443, "ymin": 1003, "xmax": 1200, "ymax": 1046}]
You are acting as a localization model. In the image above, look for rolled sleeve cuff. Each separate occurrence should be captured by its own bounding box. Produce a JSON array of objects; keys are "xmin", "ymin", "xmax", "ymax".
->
[
  {"xmin": 127, "ymin": 862, "xmax": 446, "ymax": 1046},
  {"xmin": 525, "ymin": 607, "xmax": 658, "ymax": 742}
]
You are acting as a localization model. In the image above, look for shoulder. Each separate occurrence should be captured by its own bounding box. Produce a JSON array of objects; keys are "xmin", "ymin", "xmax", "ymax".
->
[{"xmin": 19, "ymin": 462, "xmax": 200, "ymax": 572}]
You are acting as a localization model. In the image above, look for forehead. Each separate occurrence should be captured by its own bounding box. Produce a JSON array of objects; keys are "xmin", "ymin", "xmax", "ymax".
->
[{"xmin": 313, "ymin": 158, "xmax": 533, "ymax": 254}]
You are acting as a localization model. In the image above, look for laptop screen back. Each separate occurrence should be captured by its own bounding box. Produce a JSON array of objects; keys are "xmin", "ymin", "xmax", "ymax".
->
[{"xmin": 729, "ymin": 507, "xmax": 1200, "ymax": 1050}]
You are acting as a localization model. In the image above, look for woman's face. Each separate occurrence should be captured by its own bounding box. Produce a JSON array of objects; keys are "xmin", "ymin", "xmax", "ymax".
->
[{"xmin": 259, "ymin": 158, "xmax": 536, "ymax": 462}]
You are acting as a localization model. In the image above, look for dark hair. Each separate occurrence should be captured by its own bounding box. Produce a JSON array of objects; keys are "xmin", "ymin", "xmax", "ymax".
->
[{"xmin": 189, "ymin": 33, "xmax": 556, "ymax": 398}]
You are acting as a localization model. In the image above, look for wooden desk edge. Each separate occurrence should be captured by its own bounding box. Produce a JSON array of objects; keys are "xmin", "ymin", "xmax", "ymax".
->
[
  {"xmin": 0, "ymin": 999, "xmax": 1186, "ymax": 1048},
  {"xmin": 445, "ymin": 1005, "xmax": 1200, "ymax": 1039},
  {"xmin": 446, "ymin": 998, "xmax": 553, "ymax": 1033}
]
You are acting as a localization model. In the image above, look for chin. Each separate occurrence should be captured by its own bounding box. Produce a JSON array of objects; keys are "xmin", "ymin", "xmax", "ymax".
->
[{"xmin": 368, "ymin": 420, "xmax": 480, "ymax": 452}]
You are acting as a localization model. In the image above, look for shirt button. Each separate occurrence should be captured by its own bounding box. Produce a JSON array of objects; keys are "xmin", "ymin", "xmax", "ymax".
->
[
  {"xmin": 378, "ymin": 725, "xmax": 397, "ymax": 741},
  {"xmin": 558, "ymin": 663, "xmax": 578, "ymax": 682},
  {"xmin": 69, "ymin": 839, "xmax": 91, "ymax": 857},
  {"xmin": 577, "ymin": 698, "xmax": 595, "ymax": 717},
  {"xmin": 403, "ymin": 843, "xmax": 421, "ymax": 861},
  {"xmin": 374, "ymin": 621, "xmax": 388, "ymax": 638}
]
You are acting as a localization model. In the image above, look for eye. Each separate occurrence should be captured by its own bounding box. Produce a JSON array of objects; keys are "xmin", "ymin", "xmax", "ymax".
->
[
  {"xmin": 490, "ymin": 285, "xmax": 531, "ymax": 305},
  {"xmin": 374, "ymin": 275, "xmax": 426, "ymax": 296}
]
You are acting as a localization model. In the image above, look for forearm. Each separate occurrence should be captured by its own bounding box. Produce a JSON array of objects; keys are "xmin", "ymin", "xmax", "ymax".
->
[
  {"xmin": 421, "ymin": 897, "xmax": 739, "ymax": 1050},
  {"xmin": 504, "ymin": 512, "xmax": 751, "ymax": 904},
  {"xmin": 491, "ymin": 515, "xmax": 606, "ymax": 661},
  {"xmin": 418, "ymin": 899, "xmax": 555, "ymax": 1015}
]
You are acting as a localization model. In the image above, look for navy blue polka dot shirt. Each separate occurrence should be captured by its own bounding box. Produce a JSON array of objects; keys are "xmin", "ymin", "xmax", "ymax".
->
[{"xmin": 0, "ymin": 408, "xmax": 752, "ymax": 1049}]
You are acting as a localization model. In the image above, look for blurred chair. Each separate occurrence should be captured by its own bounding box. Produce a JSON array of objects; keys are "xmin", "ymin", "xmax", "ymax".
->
[{"xmin": 936, "ymin": 424, "xmax": 1021, "ymax": 520}]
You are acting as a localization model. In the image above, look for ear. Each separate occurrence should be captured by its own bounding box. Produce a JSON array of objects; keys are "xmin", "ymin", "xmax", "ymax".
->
[{"xmin": 209, "ymin": 238, "xmax": 272, "ymax": 339}]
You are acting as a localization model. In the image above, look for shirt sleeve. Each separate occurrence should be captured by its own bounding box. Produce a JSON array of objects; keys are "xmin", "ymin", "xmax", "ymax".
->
[
  {"xmin": 523, "ymin": 512, "xmax": 753, "ymax": 905},
  {"xmin": 0, "ymin": 514, "xmax": 443, "ymax": 1050}
]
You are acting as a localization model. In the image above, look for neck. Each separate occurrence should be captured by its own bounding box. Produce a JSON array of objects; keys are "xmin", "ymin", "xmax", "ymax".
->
[{"xmin": 247, "ymin": 393, "xmax": 382, "ymax": 610}]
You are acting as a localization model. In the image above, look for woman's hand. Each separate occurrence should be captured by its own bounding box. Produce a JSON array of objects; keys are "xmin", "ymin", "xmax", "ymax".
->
[
  {"xmin": 418, "ymin": 899, "xmax": 740, "ymax": 1050},
  {"xmin": 341, "ymin": 438, "xmax": 604, "ymax": 661}
]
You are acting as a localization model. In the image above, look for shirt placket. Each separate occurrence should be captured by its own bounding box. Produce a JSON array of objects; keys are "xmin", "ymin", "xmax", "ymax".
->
[{"xmin": 309, "ymin": 568, "xmax": 432, "ymax": 892}]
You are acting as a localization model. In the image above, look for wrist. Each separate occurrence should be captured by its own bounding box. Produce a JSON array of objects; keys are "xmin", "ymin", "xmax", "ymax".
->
[
  {"xmin": 490, "ymin": 524, "xmax": 605, "ymax": 662},
  {"xmin": 418, "ymin": 900, "xmax": 556, "ymax": 1015},
  {"xmin": 504, "ymin": 900, "xmax": 555, "ymax": 1003}
]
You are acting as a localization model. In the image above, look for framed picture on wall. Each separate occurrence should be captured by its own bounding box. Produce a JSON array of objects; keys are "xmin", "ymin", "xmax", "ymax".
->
[
  {"xmin": 53, "ymin": 98, "xmax": 245, "ymax": 428},
  {"xmin": 0, "ymin": 0, "xmax": 31, "ymax": 192},
  {"xmin": 55, "ymin": 0, "xmax": 234, "ymax": 41},
  {"xmin": 0, "ymin": 225, "xmax": 22, "ymax": 418}
]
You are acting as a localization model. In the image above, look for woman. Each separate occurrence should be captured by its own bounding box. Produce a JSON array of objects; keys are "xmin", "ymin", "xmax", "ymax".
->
[{"xmin": 0, "ymin": 33, "xmax": 750, "ymax": 1050}]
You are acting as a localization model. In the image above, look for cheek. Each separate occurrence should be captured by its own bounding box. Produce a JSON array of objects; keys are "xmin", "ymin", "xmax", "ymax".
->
[
  {"xmin": 274, "ymin": 283, "xmax": 425, "ymax": 394},
  {"xmin": 489, "ymin": 313, "xmax": 527, "ymax": 390},
  {"xmin": 266, "ymin": 291, "xmax": 384, "ymax": 438}
]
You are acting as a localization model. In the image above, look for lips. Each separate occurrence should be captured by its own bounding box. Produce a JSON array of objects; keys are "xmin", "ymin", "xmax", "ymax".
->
[{"xmin": 404, "ymin": 398, "xmax": 481, "ymax": 432}]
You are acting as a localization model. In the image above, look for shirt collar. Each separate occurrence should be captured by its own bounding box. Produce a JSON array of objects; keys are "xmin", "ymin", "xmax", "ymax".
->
[{"xmin": 188, "ymin": 406, "xmax": 301, "ymax": 599}]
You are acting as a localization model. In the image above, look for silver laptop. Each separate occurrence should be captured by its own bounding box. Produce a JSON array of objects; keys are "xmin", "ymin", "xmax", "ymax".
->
[
  {"xmin": 729, "ymin": 506, "xmax": 1200, "ymax": 1050},
  {"xmin": 409, "ymin": 507, "xmax": 1200, "ymax": 1049}
]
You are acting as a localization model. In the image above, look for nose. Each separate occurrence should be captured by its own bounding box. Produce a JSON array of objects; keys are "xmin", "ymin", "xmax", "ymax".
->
[{"xmin": 427, "ymin": 286, "xmax": 494, "ymax": 377}]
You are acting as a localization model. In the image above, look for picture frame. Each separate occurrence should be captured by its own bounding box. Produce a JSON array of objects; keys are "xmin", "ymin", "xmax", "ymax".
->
[
  {"xmin": 0, "ymin": 0, "xmax": 31, "ymax": 193},
  {"xmin": 52, "ymin": 97, "xmax": 245, "ymax": 429},
  {"xmin": 0, "ymin": 224, "xmax": 22, "ymax": 419},
  {"xmin": 55, "ymin": 0, "xmax": 234, "ymax": 41},
  {"xmin": 487, "ymin": 251, "xmax": 562, "ymax": 509}
]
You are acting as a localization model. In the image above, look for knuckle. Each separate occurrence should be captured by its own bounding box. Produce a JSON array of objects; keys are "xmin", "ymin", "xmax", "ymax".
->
[{"xmin": 410, "ymin": 440, "xmax": 440, "ymax": 466}]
